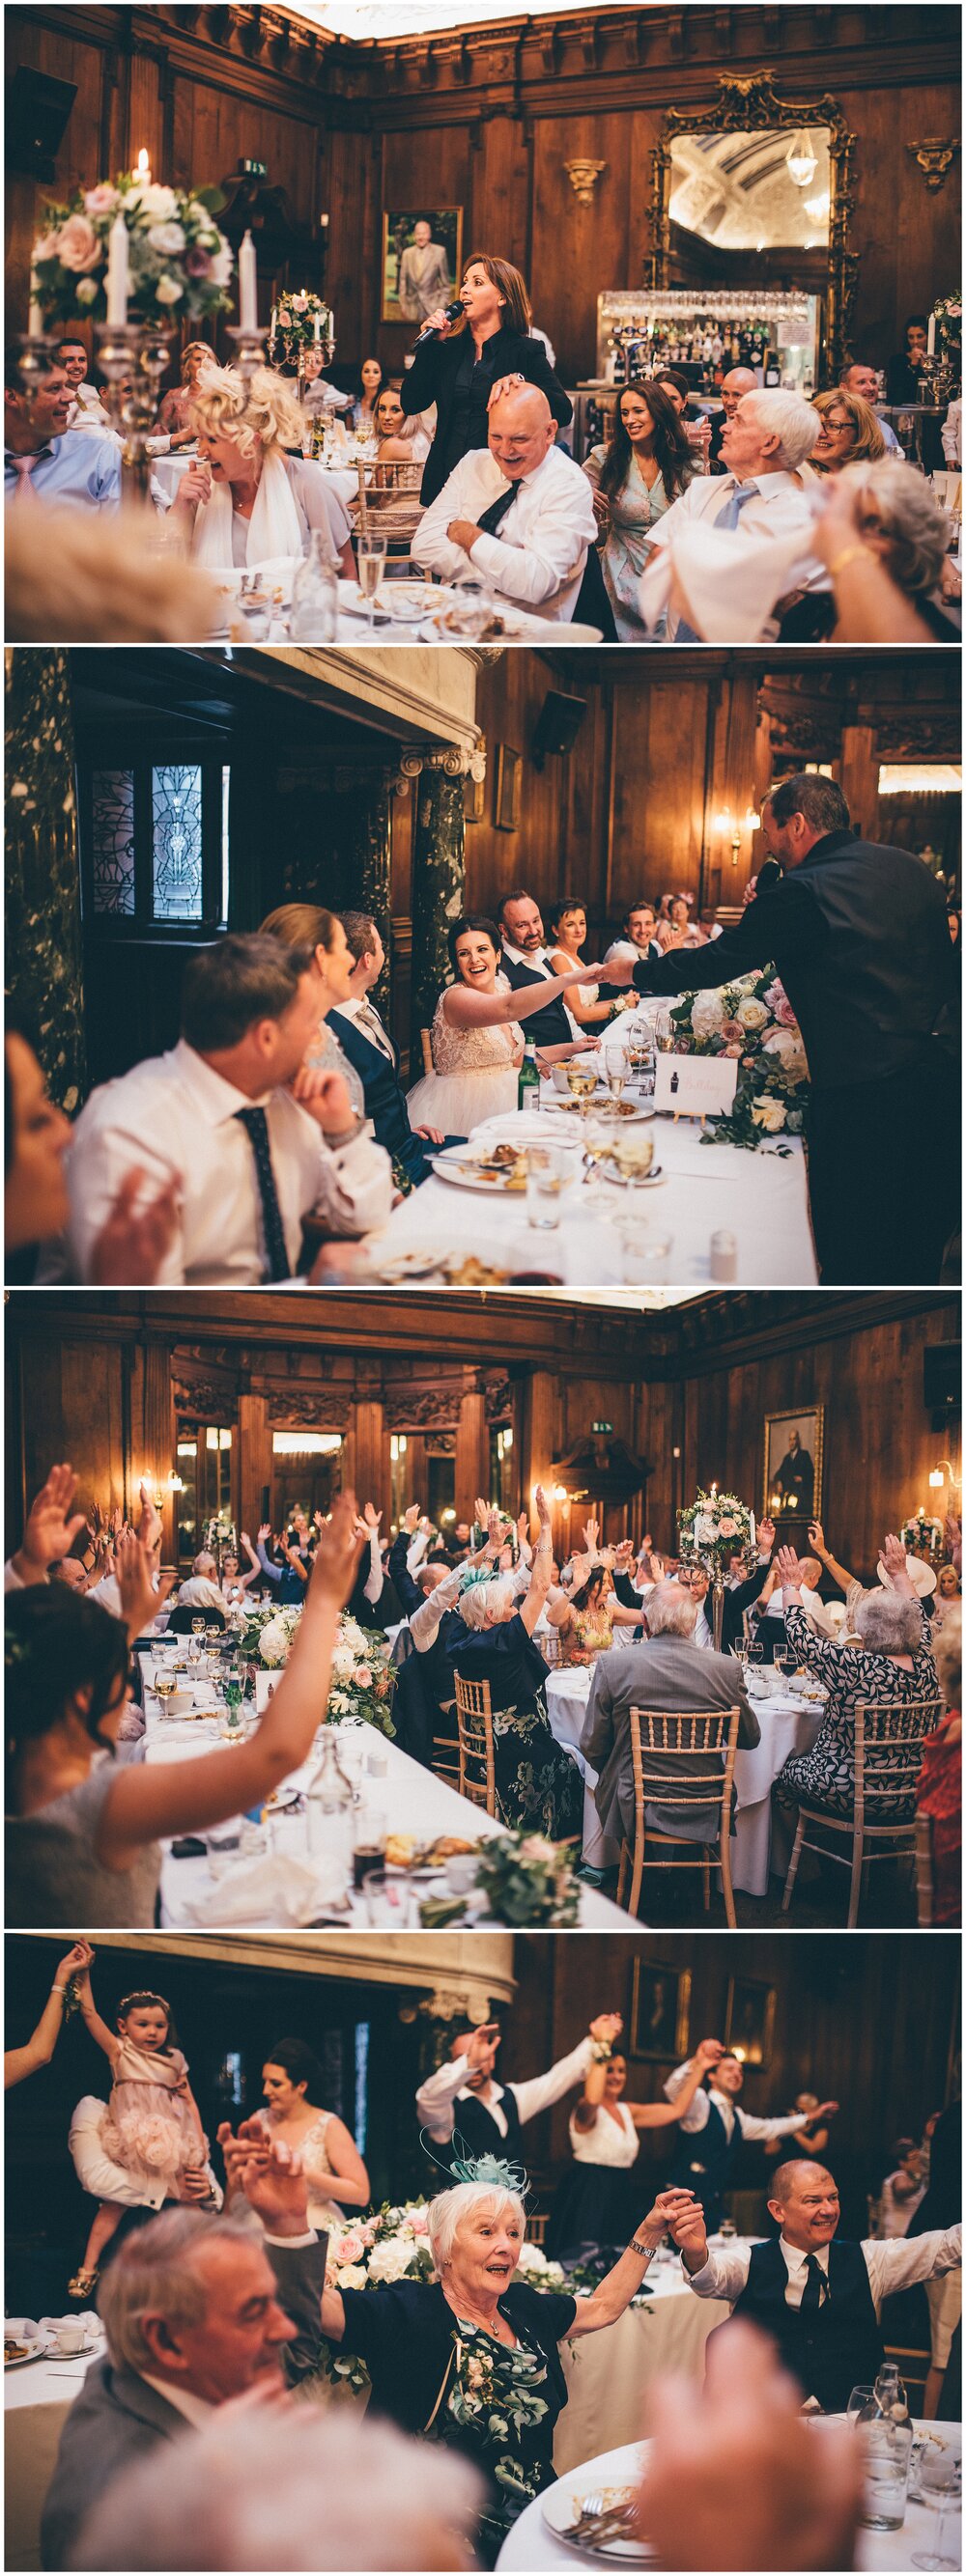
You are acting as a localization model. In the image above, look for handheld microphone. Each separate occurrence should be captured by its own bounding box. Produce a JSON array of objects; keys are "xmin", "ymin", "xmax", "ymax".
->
[{"xmin": 414, "ymin": 298, "xmax": 464, "ymax": 347}]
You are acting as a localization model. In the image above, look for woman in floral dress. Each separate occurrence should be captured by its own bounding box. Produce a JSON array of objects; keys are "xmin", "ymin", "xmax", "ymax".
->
[
  {"xmin": 447, "ymin": 1486, "xmax": 583, "ymax": 1839},
  {"xmin": 773, "ymin": 1534, "xmax": 941, "ymax": 1826},
  {"xmin": 318, "ymin": 2172, "xmax": 693, "ymax": 2565},
  {"xmin": 549, "ymin": 1564, "xmax": 642, "ymax": 1667}
]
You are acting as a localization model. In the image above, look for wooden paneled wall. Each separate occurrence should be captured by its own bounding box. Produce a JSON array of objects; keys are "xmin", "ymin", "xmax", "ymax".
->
[
  {"xmin": 507, "ymin": 1930, "xmax": 959, "ymax": 2197},
  {"xmin": 6, "ymin": 1293, "xmax": 957, "ymax": 1586},
  {"xmin": 5, "ymin": 8, "xmax": 959, "ymax": 389}
]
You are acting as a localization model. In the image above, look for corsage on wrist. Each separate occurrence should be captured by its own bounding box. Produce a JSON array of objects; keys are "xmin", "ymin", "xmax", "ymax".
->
[{"xmin": 590, "ymin": 2039, "xmax": 612, "ymax": 2064}]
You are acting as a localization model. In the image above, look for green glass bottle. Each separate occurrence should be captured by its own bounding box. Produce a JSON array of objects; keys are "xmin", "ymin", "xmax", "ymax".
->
[{"xmin": 518, "ymin": 1038, "xmax": 541, "ymax": 1113}]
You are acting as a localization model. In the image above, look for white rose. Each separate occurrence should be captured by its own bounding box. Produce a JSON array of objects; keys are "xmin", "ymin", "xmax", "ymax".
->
[
  {"xmin": 148, "ymin": 221, "xmax": 185, "ymax": 254},
  {"xmin": 208, "ymin": 240, "xmax": 233, "ymax": 289},
  {"xmin": 335, "ymin": 2263, "xmax": 367, "ymax": 2290},
  {"xmin": 155, "ymin": 275, "xmax": 184, "ymax": 305},
  {"xmin": 751, "ymin": 1095, "xmax": 787, "ymax": 1134},
  {"xmin": 736, "ymin": 996, "xmax": 769, "ymax": 1031},
  {"xmin": 691, "ymin": 993, "xmax": 725, "ymax": 1039}
]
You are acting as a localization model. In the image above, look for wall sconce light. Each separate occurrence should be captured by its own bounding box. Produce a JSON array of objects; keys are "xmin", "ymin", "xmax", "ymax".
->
[
  {"xmin": 167, "ymin": 1470, "xmax": 185, "ymax": 1494},
  {"xmin": 553, "ymin": 1484, "xmax": 569, "ymax": 1502},
  {"xmin": 928, "ymin": 1459, "xmax": 962, "ymax": 1493},
  {"xmin": 714, "ymin": 805, "xmax": 761, "ymax": 865}
]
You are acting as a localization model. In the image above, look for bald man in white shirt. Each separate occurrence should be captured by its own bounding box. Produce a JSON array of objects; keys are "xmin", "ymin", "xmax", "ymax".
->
[{"xmin": 412, "ymin": 384, "xmax": 597, "ymax": 622}]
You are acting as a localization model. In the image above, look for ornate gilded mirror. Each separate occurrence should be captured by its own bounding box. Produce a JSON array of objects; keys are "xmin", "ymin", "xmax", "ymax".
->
[{"xmin": 649, "ymin": 74, "xmax": 857, "ymax": 376}]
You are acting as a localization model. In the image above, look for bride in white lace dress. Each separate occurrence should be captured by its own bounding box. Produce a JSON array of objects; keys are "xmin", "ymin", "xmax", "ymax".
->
[
  {"xmin": 259, "ymin": 2040, "xmax": 370, "ymax": 2234},
  {"xmin": 406, "ymin": 914, "xmax": 603, "ymax": 1135}
]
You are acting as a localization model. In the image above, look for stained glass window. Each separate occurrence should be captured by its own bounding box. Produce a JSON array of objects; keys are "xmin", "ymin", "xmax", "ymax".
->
[
  {"xmin": 91, "ymin": 770, "xmax": 136, "ymax": 915},
  {"xmin": 152, "ymin": 765, "xmax": 203, "ymax": 920}
]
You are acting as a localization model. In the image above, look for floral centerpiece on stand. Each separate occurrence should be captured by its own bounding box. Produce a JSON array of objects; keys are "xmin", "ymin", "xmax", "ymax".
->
[
  {"xmin": 317, "ymin": 2200, "xmax": 565, "ymax": 2398},
  {"xmin": 419, "ymin": 1832, "xmax": 581, "ymax": 1930},
  {"xmin": 30, "ymin": 177, "xmax": 234, "ymax": 326},
  {"xmin": 900, "ymin": 1508, "xmax": 944, "ymax": 1562},
  {"xmin": 678, "ymin": 1488, "xmax": 756, "ymax": 1648},
  {"xmin": 668, "ymin": 968, "xmax": 810, "ymax": 1153},
  {"xmin": 239, "ymin": 1604, "xmax": 395, "ymax": 1737},
  {"xmin": 269, "ymin": 290, "xmax": 334, "ymax": 367}
]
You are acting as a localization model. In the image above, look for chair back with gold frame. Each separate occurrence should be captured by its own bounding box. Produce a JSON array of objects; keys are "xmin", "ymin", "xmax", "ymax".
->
[
  {"xmin": 454, "ymin": 1670, "xmax": 497, "ymax": 1816},
  {"xmin": 617, "ymin": 1703, "xmax": 742, "ymax": 1926}
]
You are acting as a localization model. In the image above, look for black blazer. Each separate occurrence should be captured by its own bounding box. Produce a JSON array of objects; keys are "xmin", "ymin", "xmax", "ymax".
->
[
  {"xmin": 405, "ymin": 324, "xmax": 573, "ymax": 505},
  {"xmin": 328, "ymin": 1008, "xmax": 436, "ymax": 1184},
  {"xmin": 632, "ymin": 830, "xmax": 955, "ymax": 1095}
]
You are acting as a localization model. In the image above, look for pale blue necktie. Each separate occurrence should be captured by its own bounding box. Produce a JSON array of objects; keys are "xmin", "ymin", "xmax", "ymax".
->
[{"xmin": 675, "ymin": 481, "xmax": 759, "ymax": 642}]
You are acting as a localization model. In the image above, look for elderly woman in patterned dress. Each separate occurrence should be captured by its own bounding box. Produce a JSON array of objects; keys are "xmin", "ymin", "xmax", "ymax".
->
[
  {"xmin": 447, "ymin": 1485, "xmax": 583, "ymax": 1840},
  {"xmin": 773, "ymin": 1531, "xmax": 941, "ymax": 1830}
]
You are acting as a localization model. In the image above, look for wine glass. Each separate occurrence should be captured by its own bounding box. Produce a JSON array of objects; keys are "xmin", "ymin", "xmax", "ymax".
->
[
  {"xmin": 845, "ymin": 2384, "xmax": 876, "ymax": 2428},
  {"xmin": 565, "ymin": 1063, "xmax": 599, "ymax": 1127},
  {"xmin": 154, "ymin": 1671, "xmax": 177, "ymax": 1714},
  {"xmin": 357, "ymin": 532, "xmax": 387, "ymax": 629},
  {"xmin": 191, "ymin": 1616, "xmax": 205, "ymax": 1638},
  {"xmin": 911, "ymin": 2450, "xmax": 961, "ymax": 2569},
  {"xmin": 603, "ymin": 1047, "xmax": 626, "ymax": 1105},
  {"xmin": 654, "ymin": 1009, "xmax": 675, "ymax": 1055}
]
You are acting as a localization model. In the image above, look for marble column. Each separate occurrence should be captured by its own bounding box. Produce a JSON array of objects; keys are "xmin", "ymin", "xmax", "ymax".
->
[
  {"xmin": 411, "ymin": 764, "xmax": 466, "ymax": 1063},
  {"xmin": 5, "ymin": 649, "xmax": 86, "ymax": 1109}
]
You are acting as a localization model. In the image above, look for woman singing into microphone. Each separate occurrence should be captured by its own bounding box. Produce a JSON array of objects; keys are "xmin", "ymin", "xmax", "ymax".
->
[{"xmin": 403, "ymin": 251, "xmax": 572, "ymax": 504}]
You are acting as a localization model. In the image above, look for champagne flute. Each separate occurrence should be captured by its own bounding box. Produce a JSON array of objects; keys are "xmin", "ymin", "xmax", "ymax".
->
[
  {"xmin": 603, "ymin": 1047, "xmax": 626, "ymax": 1105},
  {"xmin": 357, "ymin": 533, "xmax": 387, "ymax": 629}
]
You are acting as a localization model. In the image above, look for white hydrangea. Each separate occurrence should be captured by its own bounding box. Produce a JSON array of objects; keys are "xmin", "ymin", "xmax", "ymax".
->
[
  {"xmin": 258, "ymin": 1618, "xmax": 292, "ymax": 1666},
  {"xmin": 367, "ymin": 2239, "xmax": 414, "ymax": 2283},
  {"xmin": 128, "ymin": 182, "xmax": 178, "ymax": 222},
  {"xmin": 691, "ymin": 993, "xmax": 725, "ymax": 1040}
]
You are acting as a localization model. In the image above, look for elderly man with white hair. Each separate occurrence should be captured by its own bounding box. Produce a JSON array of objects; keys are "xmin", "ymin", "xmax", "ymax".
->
[
  {"xmin": 581, "ymin": 1576, "xmax": 760, "ymax": 1858},
  {"xmin": 41, "ymin": 2161, "xmax": 330, "ymax": 2570},
  {"xmin": 412, "ymin": 381, "xmax": 602, "ymax": 625},
  {"xmin": 173, "ymin": 1551, "xmax": 224, "ymax": 1612},
  {"xmin": 639, "ymin": 386, "xmax": 826, "ymax": 639}
]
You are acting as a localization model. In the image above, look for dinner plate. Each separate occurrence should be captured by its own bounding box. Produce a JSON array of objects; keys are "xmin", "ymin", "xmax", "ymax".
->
[
  {"xmin": 541, "ymin": 2450, "xmax": 654, "ymax": 2562},
  {"xmin": 427, "ymin": 1153, "xmax": 528, "ymax": 1196},
  {"xmin": 4, "ymin": 2335, "xmax": 52, "ymax": 2368},
  {"xmin": 263, "ymin": 1783, "xmax": 301, "ymax": 1812}
]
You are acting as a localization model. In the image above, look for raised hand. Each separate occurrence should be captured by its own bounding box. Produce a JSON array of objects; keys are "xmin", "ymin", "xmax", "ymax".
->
[
  {"xmin": 56, "ymin": 1940, "xmax": 95, "ymax": 1986},
  {"xmin": 775, "ymin": 1546, "xmax": 805, "ymax": 1587},
  {"xmin": 362, "ymin": 1502, "xmax": 382, "ymax": 1534},
  {"xmin": 534, "ymin": 1483, "xmax": 552, "ymax": 1528},
  {"xmin": 402, "ymin": 1503, "xmax": 421, "ymax": 1534},
  {"xmin": 881, "ymin": 1531, "xmax": 908, "ymax": 1577},
  {"xmin": 116, "ymin": 1529, "xmax": 173, "ymax": 1638},
  {"xmin": 464, "ymin": 2022, "xmax": 500, "ymax": 2070},
  {"xmin": 641, "ymin": 2187, "xmax": 704, "ymax": 2243},
  {"xmin": 589, "ymin": 2013, "xmax": 623, "ymax": 2047},
  {"xmin": 309, "ymin": 1490, "xmax": 364, "ymax": 1606},
  {"xmin": 217, "ymin": 2118, "xmax": 310, "ymax": 2232},
  {"xmin": 665, "ymin": 2195, "xmax": 709, "ymax": 2261},
  {"xmin": 694, "ymin": 2037, "xmax": 724, "ymax": 2070},
  {"xmin": 474, "ymin": 1498, "xmax": 491, "ymax": 1531},
  {"xmin": 808, "ymin": 1520, "xmax": 826, "ymax": 1557},
  {"xmin": 757, "ymin": 1517, "xmax": 776, "ymax": 1554},
  {"xmin": 89, "ymin": 1167, "xmax": 181, "ymax": 1285},
  {"xmin": 18, "ymin": 1464, "xmax": 89, "ymax": 1576},
  {"xmin": 582, "ymin": 1516, "xmax": 601, "ymax": 1554},
  {"xmin": 257, "ymin": 1524, "xmax": 271, "ymax": 1548}
]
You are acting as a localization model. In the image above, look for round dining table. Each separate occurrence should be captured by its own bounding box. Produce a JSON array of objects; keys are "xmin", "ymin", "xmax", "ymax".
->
[
  {"xmin": 545, "ymin": 1666, "xmax": 826, "ymax": 1895},
  {"xmin": 4, "ymin": 2324, "xmax": 106, "ymax": 2573},
  {"xmin": 497, "ymin": 2422, "xmax": 963, "ymax": 2570}
]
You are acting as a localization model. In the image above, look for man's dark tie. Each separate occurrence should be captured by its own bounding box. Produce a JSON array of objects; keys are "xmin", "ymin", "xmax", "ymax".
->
[
  {"xmin": 475, "ymin": 482, "xmax": 517, "ymax": 537},
  {"xmin": 801, "ymin": 2254, "xmax": 828, "ymax": 2312},
  {"xmin": 234, "ymin": 1106, "xmax": 290, "ymax": 1281}
]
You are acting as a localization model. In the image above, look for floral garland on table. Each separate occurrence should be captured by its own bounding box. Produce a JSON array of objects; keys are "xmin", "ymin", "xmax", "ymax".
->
[
  {"xmin": 269, "ymin": 292, "xmax": 334, "ymax": 367},
  {"xmin": 420, "ymin": 1833, "xmax": 582, "ymax": 1930},
  {"xmin": 31, "ymin": 179, "xmax": 233, "ymax": 325},
  {"xmin": 669, "ymin": 968, "xmax": 810, "ymax": 1153},
  {"xmin": 239, "ymin": 1604, "xmax": 396, "ymax": 1737},
  {"xmin": 900, "ymin": 1509, "xmax": 944, "ymax": 1559},
  {"xmin": 678, "ymin": 1490, "xmax": 755, "ymax": 1569},
  {"xmin": 318, "ymin": 2201, "xmax": 566, "ymax": 2398}
]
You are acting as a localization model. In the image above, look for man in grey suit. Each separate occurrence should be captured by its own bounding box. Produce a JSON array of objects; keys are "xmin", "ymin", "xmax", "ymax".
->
[
  {"xmin": 42, "ymin": 2140, "xmax": 328, "ymax": 2569},
  {"xmin": 581, "ymin": 1578, "xmax": 760, "ymax": 1850}
]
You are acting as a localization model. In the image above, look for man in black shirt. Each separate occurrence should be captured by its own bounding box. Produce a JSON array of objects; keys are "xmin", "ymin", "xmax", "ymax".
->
[{"xmin": 604, "ymin": 774, "xmax": 958, "ymax": 1283}]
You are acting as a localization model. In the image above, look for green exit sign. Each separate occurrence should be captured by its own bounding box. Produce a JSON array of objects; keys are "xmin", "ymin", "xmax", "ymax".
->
[
  {"xmin": 240, "ymin": 158, "xmax": 268, "ymax": 178},
  {"xmin": 591, "ymin": 1419, "xmax": 613, "ymax": 1434}
]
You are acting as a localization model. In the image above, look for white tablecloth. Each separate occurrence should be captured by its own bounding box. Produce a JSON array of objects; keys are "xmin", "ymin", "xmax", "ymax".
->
[
  {"xmin": 547, "ymin": 1669, "xmax": 825, "ymax": 1895},
  {"xmin": 5, "ymin": 2333, "xmax": 106, "ymax": 2573},
  {"xmin": 554, "ymin": 2264, "xmax": 731, "ymax": 2474},
  {"xmin": 497, "ymin": 2425, "xmax": 963, "ymax": 2570},
  {"xmin": 361, "ymin": 1100, "xmax": 815, "ymax": 1287},
  {"xmin": 138, "ymin": 1664, "xmax": 631, "ymax": 1931},
  {"xmin": 151, "ymin": 448, "xmax": 358, "ymax": 509}
]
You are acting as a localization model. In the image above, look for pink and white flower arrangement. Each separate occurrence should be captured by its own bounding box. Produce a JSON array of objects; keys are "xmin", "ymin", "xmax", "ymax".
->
[
  {"xmin": 30, "ymin": 175, "xmax": 234, "ymax": 327},
  {"xmin": 679, "ymin": 1489, "xmax": 755, "ymax": 1568},
  {"xmin": 670, "ymin": 968, "xmax": 810, "ymax": 1154},
  {"xmin": 239, "ymin": 1603, "xmax": 395, "ymax": 1738}
]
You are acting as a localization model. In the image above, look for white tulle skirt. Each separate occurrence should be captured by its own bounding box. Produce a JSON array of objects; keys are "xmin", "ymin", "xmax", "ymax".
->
[{"xmin": 406, "ymin": 1065, "xmax": 520, "ymax": 1134}]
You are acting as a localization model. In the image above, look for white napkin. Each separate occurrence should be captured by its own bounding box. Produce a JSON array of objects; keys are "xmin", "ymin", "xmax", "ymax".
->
[
  {"xmin": 177, "ymin": 1853, "xmax": 332, "ymax": 1929},
  {"xmin": 639, "ymin": 519, "xmax": 826, "ymax": 643}
]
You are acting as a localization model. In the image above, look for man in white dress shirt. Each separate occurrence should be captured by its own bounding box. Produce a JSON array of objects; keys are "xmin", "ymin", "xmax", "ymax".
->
[
  {"xmin": 668, "ymin": 2159, "xmax": 961, "ymax": 2416},
  {"xmin": 416, "ymin": 2012, "xmax": 622, "ymax": 2174},
  {"xmin": 640, "ymin": 388, "xmax": 823, "ymax": 640},
  {"xmin": 412, "ymin": 384, "xmax": 597, "ymax": 621},
  {"xmin": 664, "ymin": 2045, "xmax": 838, "ymax": 2226},
  {"xmin": 603, "ymin": 903, "xmax": 662, "ymax": 966},
  {"xmin": 59, "ymin": 934, "xmax": 391, "ymax": 1286}
]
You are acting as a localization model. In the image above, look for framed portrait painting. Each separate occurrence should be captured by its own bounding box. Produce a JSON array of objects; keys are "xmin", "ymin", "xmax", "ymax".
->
[
  {"xmin": 724, "ymin": 1974, "xmax": 777, "ymax": 2070},
  {"xmin": 495, "ymin": 743, "xmax": 522, "ymax": 833},
  {"xmin": 763, "ymin": 1405, "xmax": 823, "ymax": 1522},
  {"xmin": 382, "ymin": 208, "xmax": 463, "ymax": 326},
  {"xmin": 629, "ymin": 1958, "xmax": 692, "ymax": 2061}
]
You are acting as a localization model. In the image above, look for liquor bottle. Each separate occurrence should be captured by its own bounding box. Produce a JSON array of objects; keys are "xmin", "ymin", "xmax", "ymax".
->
[{"xmin": 518, "ymin": 1040, "xmax": 541, "ymax": 1113}]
